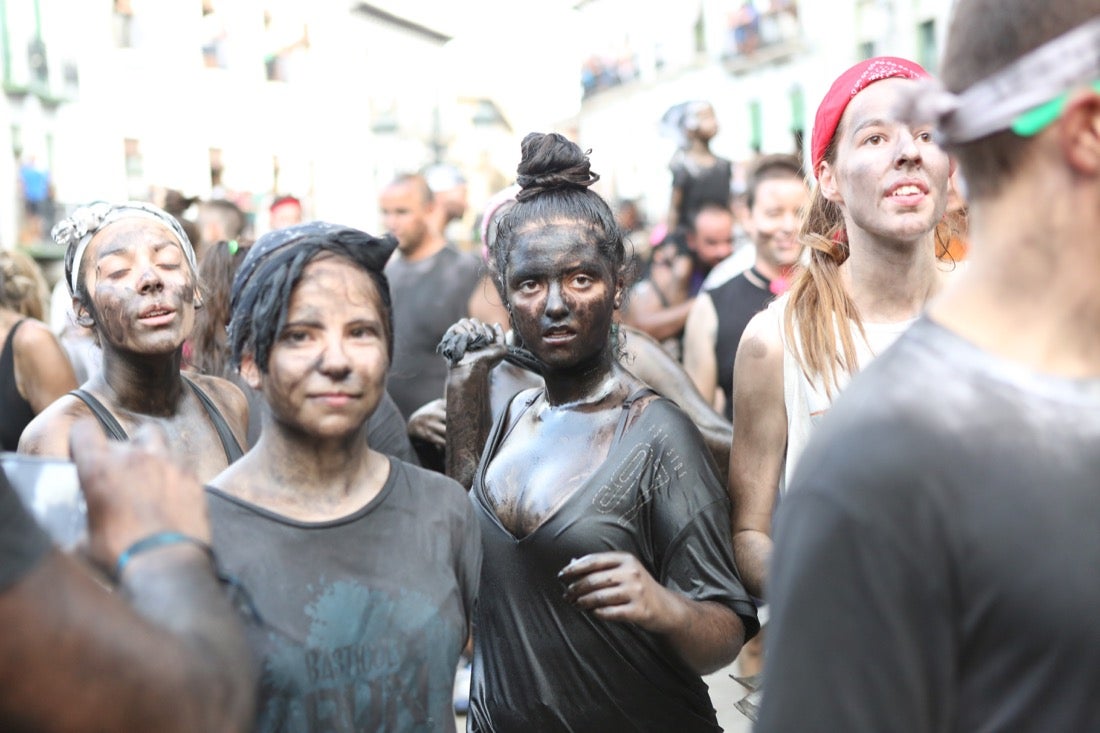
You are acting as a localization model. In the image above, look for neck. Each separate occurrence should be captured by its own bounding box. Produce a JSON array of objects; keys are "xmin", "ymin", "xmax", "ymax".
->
[
  {"xmin": 94, "ymin": 348, "xmax": 186, "ymax": 416},
  {"xmin": 752, "ymin": 259, "xmax": 795, "ymax": 282},
  {"xmin": 541, "ymin": 348, "xmax": 618, "ymax": 407},
  {"xmin": 253, "ymin": 420, "xmax": 377, "ymax": 499},
  {"xmin": 928, "ymin": 177, "xmax": 1100, "ymax": 378},
  {"xmin": 842, "ymin": 228, "xmax": 942, "ymax": 322},
  {"xmin": 399, "ymin": 233, "xmax": 446, "ymax": 263}
]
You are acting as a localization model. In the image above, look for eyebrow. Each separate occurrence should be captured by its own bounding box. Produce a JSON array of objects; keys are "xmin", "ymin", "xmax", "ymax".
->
[
  {"xmin": 849, "ymin": 118, "xmax": 893, "ymax": 137},
  {"xmin": 95, "ymin": 238, "xmax": 181, "ymax": 259}
]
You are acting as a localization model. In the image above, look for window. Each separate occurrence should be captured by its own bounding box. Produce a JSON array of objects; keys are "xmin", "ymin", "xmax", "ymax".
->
[{"xmin": 917, "ymin": 19, "xmax": 937, "ymax": 73}]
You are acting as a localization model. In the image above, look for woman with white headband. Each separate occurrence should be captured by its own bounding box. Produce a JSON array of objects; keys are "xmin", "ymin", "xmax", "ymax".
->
[{"xmin": 19, "ymin": 201, "xmax": 248, "ymax": 482}]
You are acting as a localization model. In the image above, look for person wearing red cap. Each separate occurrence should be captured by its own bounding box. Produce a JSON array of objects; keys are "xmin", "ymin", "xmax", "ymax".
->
[
  {"xmin": 759, "ymin": 1, "xmax": 1100, "ymax": 728},
  {"xmin": 729, "ymin": 55, "xmax": 958, "ymax": 603}
]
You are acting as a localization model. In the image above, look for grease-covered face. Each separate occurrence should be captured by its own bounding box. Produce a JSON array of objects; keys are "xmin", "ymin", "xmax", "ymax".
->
[
  {"xmin": 505, "ymin": 223, "xmax": 622, "ymax": 372},
  {"xmin": 746, "ymin": 176, "xmax": 808, "ymax": 270},
  {"xmin": 819, "ymin": 78, "xmax": 951, "ymax": 245},
  {"xmin": 243, "ymin": 256, "xmax": 389, "ymax": 440},
  {"xmin": 78, "ymin": 218, "xmax": 198, "ymax": 355}
]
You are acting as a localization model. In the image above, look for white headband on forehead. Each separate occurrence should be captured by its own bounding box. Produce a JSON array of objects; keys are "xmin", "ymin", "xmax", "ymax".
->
[
  {"xmin": 899, "ymin": 16, "xmax": 1100, "ymax": 145},
  {"xmin": 52, "ymin": 200, "xmax": 197, "ymax": 294}
]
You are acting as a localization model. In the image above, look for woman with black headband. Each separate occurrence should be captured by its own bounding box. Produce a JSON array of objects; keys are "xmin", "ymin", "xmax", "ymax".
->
[
  {"xmin": 206, "ymin": 222, "xmax": 481, "ymax": 733},
  {"xmin": 19, "ymin": 201, "xmax": 248, "ymax": 481}
]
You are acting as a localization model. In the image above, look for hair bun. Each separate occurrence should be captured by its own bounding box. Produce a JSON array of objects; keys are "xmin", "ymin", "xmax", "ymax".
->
[{"xmin": 514, "ymin": 132, "xmax": 600, "ymax": 202}]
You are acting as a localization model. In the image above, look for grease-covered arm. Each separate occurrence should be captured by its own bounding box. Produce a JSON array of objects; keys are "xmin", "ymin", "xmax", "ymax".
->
[{"xmin": 439, "ymin": 318, "xmax": 509, "ymax": 488}]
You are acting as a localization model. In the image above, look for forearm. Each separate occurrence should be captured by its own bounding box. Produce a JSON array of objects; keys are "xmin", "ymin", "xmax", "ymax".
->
[
  {"xmin": 659, "ymin": 594, "xmax": 744, "ymax": 675},
  {"xmin": 0, "ymin": 549, "xmax": 255, "ymax": 733},
  {"xmin": 444, "ymin": 362, "xmax": 495, "ymax": 488},
  {"xmin": 733, "ymin": 529, "xmax": 772, "ymax": 599},
  {"xmin": 626, "ymin": 300, "xmax": 695, "ymax": 342}
]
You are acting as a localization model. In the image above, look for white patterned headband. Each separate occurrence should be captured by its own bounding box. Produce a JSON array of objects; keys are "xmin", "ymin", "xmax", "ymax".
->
[
  {"xmin": 52, "ymin": 201, "xmax": 197, "ymax": 295},
  {"xmin": 897, "ymin": 17, "xmax": 1100, "ymax": 146}
]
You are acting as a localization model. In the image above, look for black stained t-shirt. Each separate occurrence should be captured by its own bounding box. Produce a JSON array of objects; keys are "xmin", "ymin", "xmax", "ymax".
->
[
  {"xmin": 384, "ymin": 246, "xmax": 482, "ymax": 420},
  {"xmin": 670, "ymin": 155, "xmax": 733, "ymax": 226},
  {"xmin": 468, "ymin": 392, "xmax": 758, "ymax": 732},
  {"xmin": 759, "ymin": 317, "xmax": 1100, "ymax": 733},
  {"xmin": 206, "ymin": 458, "xmax": 482, "ymax": 733},
  {"xmin": 708, "ymin": 272, "xmax": 773, "ymax": 420}
]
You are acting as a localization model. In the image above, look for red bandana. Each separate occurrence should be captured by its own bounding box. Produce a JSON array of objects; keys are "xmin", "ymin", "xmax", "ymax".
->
[{"xmin": 811, "ymin": 56, "xmax": 930, "ymax": 175}]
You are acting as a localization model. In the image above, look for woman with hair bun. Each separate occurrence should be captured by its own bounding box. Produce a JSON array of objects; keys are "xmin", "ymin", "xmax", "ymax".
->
[{"xmin": 446, "ymin": 132, "xmax": 757, "ymax": 731}]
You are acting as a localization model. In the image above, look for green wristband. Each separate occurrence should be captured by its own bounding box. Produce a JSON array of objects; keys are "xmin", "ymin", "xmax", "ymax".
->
[{"xmin": 114, "ymin": 531, "xmax": 212, "ymax": 580}]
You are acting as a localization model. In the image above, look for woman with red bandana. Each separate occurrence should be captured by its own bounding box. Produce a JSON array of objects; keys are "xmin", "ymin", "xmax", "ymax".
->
[{"xmin": 729, "ymin": 57, "xmax": 961, "ymax": 602}]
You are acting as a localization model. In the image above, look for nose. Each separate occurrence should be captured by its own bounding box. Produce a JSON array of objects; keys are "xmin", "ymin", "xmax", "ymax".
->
[
  {"xmin": 544, "ymin": 282, "xmax": 568, "ymax": 318},
  {"xmin": 895, "ymin": 132, "xmax": 923, "ymax": 168},
  {"xmin": 318, "ymin": 333, "xmax": 352, "ymax": 380},
  {"xmin": 136, "ymin": 264, "xmax": 164, "ymax": 294}
]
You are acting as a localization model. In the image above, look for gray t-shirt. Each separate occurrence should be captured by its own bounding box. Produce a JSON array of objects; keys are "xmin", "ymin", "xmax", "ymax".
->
[
  {"xmin": 384, "ymin": 246, "xmax": 482, "ymax": 420},
  {"xmin": 206, "ymin": 458, "xmax": 482, "ymax": 733},
  {"xmin": 759, "ymin": 317, "xmax": 1100, "ymax": 732}
]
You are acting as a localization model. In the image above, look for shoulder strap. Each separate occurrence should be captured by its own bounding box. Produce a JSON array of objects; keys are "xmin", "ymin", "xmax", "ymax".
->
[
  {"xmin": 183, "ymin": 376, "xmax": 244, "ymax": 463},
  {"xmin": 69, "ymin": 389, "xmax": 129, "ymax": 441}
]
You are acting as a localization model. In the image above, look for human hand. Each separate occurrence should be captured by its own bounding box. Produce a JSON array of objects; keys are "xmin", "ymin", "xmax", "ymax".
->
[
  {"xmin": 407, "ymin": 398, "xmax": 447, "ymax": 447},
  {"xmin": 559, "ymin": 552, "xmax": 684, "ymax": 634},
  {"xmin": 437, "ymin": 318, "xmax": 508, "ymax": 368},
  {"xmin": 70, "ymin": 419, "xmax": 210, "ymax": 575}
]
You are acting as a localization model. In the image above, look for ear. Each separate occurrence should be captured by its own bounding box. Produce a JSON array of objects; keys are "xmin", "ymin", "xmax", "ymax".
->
[
  {"xmin": 72, "ymin": 296, "xmax": 95, "ymax": 329},
  {"xmin": 1060, "ymin": 89, "xmax": 1100, "ymax": 176},
  {"xmin": 613, "ymin": 273, "xmax": 625, "ymax": 310},
  {"xmin": 239, "ymin": 353, "xmax": 263, "ymax": 390},
  {"xmin": 193, "ymin": 285, "xmax": 205, "ymax": 310},
  {"xmin": 817, "ymin": 161, "xmax": 844, "ymax": 204}
]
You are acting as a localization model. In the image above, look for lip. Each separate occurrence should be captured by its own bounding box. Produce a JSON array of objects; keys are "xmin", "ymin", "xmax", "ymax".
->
[
  {"xmin": 541, "ymin": 326, "xmax": 576, "ymax": 344},
  {"xmin": 309, "ymin": 392, "xmax": 361, "ymax": 407},
  {"xmin": 885, "ymin": 179, "xmax": 930, "ymax": 207},
  {"xmin": 136, "ymin": 305, "xmax": 177, "ymax": 326}
]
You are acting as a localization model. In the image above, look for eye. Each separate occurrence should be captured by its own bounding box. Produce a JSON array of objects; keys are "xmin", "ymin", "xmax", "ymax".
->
[
  {"xmin": 916, "ymin": 131, "xmax": 934, "ymax": 143},
  {"xmin": 517, "ymin": 280, "xmax": 540, "ymax": 293},
  {"xmin": 107, "ymin": 268, "xmax": 130, "ymax": 280},
  {"xmin": 572, "ymin": 274, "xmax": 594, "ymax": 288},
  {"xmin": 865, "ymin": 133, "xmax": 884, "ymax": 145},
  {"xmin": 280, "ymin": 329, "xmax": 311, "ymax": 344}
]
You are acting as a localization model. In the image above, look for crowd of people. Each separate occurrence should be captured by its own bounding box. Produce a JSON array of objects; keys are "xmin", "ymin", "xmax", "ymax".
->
[{"xmin": 0, "ymin": 1, "xmax": 1098, "ymax": 730}]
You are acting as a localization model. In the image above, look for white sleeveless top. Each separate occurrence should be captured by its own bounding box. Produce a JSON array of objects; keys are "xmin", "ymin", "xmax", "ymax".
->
[{"xmin": 768, "ymin": 295, "xmax": 917, "ymax": 494}]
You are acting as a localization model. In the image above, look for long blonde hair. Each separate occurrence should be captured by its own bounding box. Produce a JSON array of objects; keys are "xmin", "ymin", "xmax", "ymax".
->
[{"xmin": 0, "ymin": 249, "xmax": 50, "ymax": 321}]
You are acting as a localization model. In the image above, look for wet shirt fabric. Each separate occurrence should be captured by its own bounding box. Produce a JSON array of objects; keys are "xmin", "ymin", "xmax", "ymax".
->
[
  {"xmin": 468, "ymin": 391, "xmax": 758, "ymax": 733},
  {"xmin": 0, "ymin": 320, "xmax": 36, "ymax": 451},
  {"xmin": 0, "ymin": 468, "xmax": 50, "ymax": 592},
  {"xmin": 384, "ymin": 246, "xmax": 481, "ymax": 420},
  {"xmin": 760, "ymin": 317, "xmax": 1100, "ymax": 732},
  {"xmin": 206, "ymin": 458, "xmax": 482, "ymax": 733}
]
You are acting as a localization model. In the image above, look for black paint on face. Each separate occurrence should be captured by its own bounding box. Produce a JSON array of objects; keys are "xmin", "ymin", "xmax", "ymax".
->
[
  {"xmin": 505, "ymin": 224, "xmax": 620, "ymax": 373},
  {"xmin": 259, "ymin": 257, "xmax": 389, "ymax": 441},
  {"xmin": 83, "ymin": 219, "xmax": 197, "ymax": 356}
]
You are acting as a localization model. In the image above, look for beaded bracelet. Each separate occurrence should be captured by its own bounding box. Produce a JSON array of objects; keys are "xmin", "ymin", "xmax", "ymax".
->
[{"xmin": 114, "ymin": 531, "xmax": 213, "ymax": 580}]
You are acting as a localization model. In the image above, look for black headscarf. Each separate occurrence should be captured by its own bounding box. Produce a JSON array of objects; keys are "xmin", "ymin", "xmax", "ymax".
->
[{"xmin": 228, "ymin": 221, "xmax": 397, "ymax": 372}]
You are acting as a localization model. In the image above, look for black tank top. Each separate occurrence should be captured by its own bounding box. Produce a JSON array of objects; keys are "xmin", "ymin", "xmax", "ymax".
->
[
  {"xmin": 0, "ymin": 320, "xmax": 37, "ymax": 451},
  {"xmin": 709, "ymin": 271, "xmax": 774, "ymax": 420},
  {"xmin": 69, "ymin": 376, "xmax": 244, "ymax": 463}
]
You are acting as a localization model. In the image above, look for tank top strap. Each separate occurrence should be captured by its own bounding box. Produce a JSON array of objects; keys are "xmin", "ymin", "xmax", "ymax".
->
[
  {"xmin": 182, "ymin": 376, "xmax": 244, "ymax": 463},
  {"xmin": 69, "ymin": 389, "xmax": 129, "ymax": 441}
]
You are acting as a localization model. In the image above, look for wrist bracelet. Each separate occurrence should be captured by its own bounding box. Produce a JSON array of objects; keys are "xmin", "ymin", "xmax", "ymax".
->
[{"xmin": 114, "ymin": 531, "xmax": 212, "ymax": 580}]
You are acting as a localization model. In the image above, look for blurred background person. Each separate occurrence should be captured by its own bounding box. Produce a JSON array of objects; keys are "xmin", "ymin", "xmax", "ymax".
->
[{"xmin": 0, "ymin": 248, "xmax": 77, "ymax": 450}]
